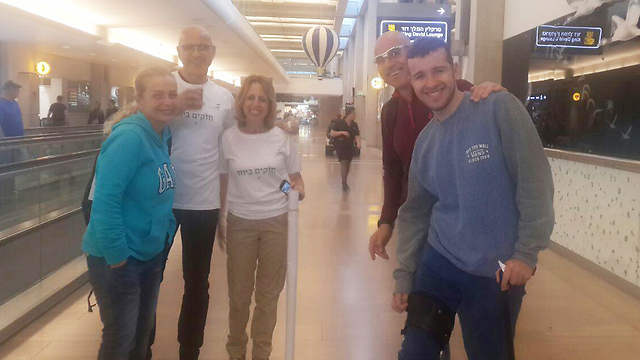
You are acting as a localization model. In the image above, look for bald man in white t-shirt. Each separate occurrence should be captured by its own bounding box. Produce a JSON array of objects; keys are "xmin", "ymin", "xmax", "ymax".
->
[{"xmin": 150, "ymin": 26, "xmax": 235, "ymax": 360}]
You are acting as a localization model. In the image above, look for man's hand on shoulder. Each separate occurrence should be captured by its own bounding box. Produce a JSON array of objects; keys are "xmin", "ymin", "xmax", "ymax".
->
[
  {"xmin": 495, "ymin": 259, "xmax": 535, "ymax": 290},
  {"xmin": 469, "ymin": 82, "xmax": 507, "ymax": 102}
]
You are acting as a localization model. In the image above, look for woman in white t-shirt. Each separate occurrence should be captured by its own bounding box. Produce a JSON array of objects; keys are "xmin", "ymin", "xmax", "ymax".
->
[{"xmin": 219, "ymin": 75, "xmax": 305, "ymax": 360}]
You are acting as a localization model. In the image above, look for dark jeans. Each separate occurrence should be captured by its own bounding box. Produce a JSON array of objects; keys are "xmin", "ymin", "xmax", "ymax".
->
[
  {"xmin": 87, "ymin": 251, "xmax": 166, "ymax": 360},
  {"xmin": 399, "ymin": 245, "xmax": 526, "ymax": 360},
  {"xmin": 171, "ymin": 209, "xmax": 219, "ymax": 360}
]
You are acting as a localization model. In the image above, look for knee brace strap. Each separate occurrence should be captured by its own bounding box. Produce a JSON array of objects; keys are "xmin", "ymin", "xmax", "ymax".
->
[{"xmin": 402, "ymin": 292, "xmax": 455, "ymax": 350}]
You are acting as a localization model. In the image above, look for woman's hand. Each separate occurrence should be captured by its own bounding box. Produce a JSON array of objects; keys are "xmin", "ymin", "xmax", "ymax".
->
[
  {"xmin": 291, "ymin": 181, "xmax": 305, "ymax": 201},
  {"xmin": 289, "ymin": 173, "xmax": 305, "ymax": 201}
]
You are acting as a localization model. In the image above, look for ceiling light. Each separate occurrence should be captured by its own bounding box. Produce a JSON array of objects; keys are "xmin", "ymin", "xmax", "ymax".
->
[
  {"xmin": 89, "ymin": 53, "xmax": 96, "ymax": 56},
  {"xmin": 62, "ymin": 45, "xmax": 70, "ymax": 49},
  {"xmin": 262, "ymin": 38, "xmax": 302, "ymax": 42},
  {"xmin": 271, "ymin": 49, "xmax": 306, "ymax": 53},
  {"xmin": 247, "ymin": 16, "xmax": 333, "ymax": 25},
  {"xmin": 0, "ymin": 0, "xmax": 107, "ymax": 36},
  {"xmin": 261, "ymin": 0, "xmax": 337, "ymax": 4},
  {"xmin": 250, "ymin": 22, "xmax": 331, "ymax": 28}
]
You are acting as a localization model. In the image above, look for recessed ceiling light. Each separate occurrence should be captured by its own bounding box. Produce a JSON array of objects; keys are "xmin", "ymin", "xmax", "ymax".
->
[
  {"xmin": 62, "ymin": 45, "xmax": 70, "ymax": 49},
  {"xmin": 89, "ymin": 53, "xmax": 96, "ymax": 56},
  {"xmin": 112, "ymin": 59, "xmax": 118, "ymax": 62}
]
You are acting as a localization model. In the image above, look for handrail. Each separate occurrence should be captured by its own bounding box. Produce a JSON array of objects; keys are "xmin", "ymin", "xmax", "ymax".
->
[
  {"xmin": 545, "ymin": 148, "xmax": 640, "ymax": 174},
  {"xmin": 0, "ymin": 133, "xmax": 104, "ymax": 149},
  {"xmin": 24, "ymin": 125, "xmax": 103, "ymax": 133},
  {"xmin": 0, "ymin": 150, "xmax": 99, "ymax": 176},
  {"xmin": 0, "ymin": 130, "xmax": 103, "ymax": 143}
]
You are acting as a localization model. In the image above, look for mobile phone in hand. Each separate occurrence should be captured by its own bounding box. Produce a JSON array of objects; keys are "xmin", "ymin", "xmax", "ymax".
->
[{"xmin": 279, "ymin": 179, "xmax": 292, "ymax": 194}]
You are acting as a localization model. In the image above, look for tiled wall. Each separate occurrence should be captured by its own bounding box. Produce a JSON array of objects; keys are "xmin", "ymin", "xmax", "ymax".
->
[{"xmin": 549, "ymin": 157, "xmax": 640, "ymax": 288}]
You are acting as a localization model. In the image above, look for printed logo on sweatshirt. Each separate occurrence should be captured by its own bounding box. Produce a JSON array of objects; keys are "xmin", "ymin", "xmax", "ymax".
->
[
  {"xmin": 465, "ymin": 144, "xmax": 491, "ymax": 164},
  {"xmin": 158, "ymin": 163, "xmax": 176, "ymax": 194}
]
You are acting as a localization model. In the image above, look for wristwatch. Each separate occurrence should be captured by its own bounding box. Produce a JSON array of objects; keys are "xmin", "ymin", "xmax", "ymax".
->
[{"xmin": 377, "ymin": 219, "xmax": 395, "ymax": 229}]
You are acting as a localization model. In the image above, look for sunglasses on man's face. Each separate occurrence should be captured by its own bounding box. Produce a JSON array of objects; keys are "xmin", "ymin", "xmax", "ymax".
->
[
  {"xmin": 374, "ymin": 45, "xmax": 406, "ymax": 66},
  {"xmin": 180, "ymin": 44, "xmax": 213, "ymax": 53}
]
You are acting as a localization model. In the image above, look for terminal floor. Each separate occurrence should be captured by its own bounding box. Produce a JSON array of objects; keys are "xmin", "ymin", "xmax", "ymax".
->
[{"xmin": 2, "ymin": 130, "xmax": 640, "ymax": 359}]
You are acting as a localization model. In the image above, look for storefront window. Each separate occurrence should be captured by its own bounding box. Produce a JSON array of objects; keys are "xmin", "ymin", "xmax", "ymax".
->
[{"xmin": 503, "ymin": 0, "xmax": 640, "ymax": 160}]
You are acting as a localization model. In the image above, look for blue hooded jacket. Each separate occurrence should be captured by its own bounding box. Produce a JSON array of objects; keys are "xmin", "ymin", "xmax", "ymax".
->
[{"xmin": 82, "ymin": 112, "xmax": 177, "ymax": 265}]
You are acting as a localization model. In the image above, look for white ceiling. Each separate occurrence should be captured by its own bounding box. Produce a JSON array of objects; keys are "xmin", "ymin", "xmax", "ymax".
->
[{"xmin": 0, "ymin": 0, "xmax": 298, "ymax": 84}]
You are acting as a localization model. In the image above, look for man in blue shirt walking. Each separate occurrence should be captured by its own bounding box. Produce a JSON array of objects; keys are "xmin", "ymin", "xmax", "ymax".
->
[
  {"xmin": 392, "ymin": 38, "xmax": 555, "ymax": 359},
  {"xmin": 0, "ymin": 80, "xmax": 25, "ymax": 138}
]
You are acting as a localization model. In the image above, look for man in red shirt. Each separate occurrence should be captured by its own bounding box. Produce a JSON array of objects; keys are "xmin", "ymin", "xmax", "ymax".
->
[{"xmin": 368, "ymin": 31, "xmax": 505, "ymax": 261}]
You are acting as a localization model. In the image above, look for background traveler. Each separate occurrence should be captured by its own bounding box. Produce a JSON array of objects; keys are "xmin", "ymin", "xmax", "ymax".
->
[
  {"xmin": 105, "ymin": 98, "xmax": 119, "ymax": 120},
  {"xmin": 0, "ymin": 80, "xmax": 24, "ymax": 137},
  {"xmin": 47, "ymin": 95, "xmax": 67, "ymax": 126},
  {"xmin": 328, "ymin": 105, "xmax": 360, "ymax": 191},
  {"xmin": 88, "ymin": 101, "xmax": 105, "ymax": 124}
]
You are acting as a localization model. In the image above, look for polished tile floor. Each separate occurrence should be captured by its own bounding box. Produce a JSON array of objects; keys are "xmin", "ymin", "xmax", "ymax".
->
[{"xmin": 1, "ymin": 128, "xmax": 640, "ymax": 359}]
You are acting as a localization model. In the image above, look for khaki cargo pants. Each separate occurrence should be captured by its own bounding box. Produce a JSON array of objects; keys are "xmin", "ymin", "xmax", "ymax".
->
[{"xmin": 225, "ymin": 212, "xmax": 288, "ymax": 359}]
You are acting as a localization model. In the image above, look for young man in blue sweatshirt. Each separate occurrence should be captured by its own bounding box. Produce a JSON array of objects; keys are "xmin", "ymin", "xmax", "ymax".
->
[{"xmin": 393, "ymin": 38, "xmax": 555, "ymax": 360}]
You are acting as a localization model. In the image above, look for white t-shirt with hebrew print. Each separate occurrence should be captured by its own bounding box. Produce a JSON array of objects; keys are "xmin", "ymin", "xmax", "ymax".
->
[
  {"xmin": 220, "ymin": 125, "xmax": 302, "ymax": 220},
  {"xmin": 169, "ymin": 71, "xmax": 236, "ymax": 210}
]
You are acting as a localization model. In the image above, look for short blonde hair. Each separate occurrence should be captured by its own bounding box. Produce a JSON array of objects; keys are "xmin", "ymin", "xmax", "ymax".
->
[{"xmin": 235, "ymin": 75, "xmax": 277, "ymax": 129}]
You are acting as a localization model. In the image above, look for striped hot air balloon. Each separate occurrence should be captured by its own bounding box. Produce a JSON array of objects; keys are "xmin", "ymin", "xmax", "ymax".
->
[{"xmin": 302, "ymin": 25, "xmax": 339, "ymax": 78}]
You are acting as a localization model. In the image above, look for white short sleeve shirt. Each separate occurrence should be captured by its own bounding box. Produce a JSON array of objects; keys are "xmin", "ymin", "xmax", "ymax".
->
[
  {"xmin": 169, "ymin": 71, "xmax": 235, "ymax": 210},
  {"xmin": 220, "ymin": 126, "xmax": 302, "ymax": 220}
]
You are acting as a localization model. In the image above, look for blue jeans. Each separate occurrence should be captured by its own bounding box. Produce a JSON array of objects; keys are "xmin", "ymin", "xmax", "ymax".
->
[
  {"xmin": 399, "ymin": 245, "xmax": 525, "ymax": 360},
  {"xmin": 87, "ymin": 251, "xmax": 165, "ymax": 360}
]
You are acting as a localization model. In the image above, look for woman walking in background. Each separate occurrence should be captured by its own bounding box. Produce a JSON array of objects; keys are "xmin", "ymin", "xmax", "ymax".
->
[{"xmin": 329, "ymin": 105, "xmax": 360, "ymax": 191}]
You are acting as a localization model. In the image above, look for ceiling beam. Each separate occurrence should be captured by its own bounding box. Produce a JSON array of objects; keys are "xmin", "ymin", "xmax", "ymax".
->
[
  {"xmin": 234, "ymin": 2, "xmax": 336, "ymax": 19},
  {"xmin": 333, "ymin": 0, "xmax": 349, "ymax": 33}
]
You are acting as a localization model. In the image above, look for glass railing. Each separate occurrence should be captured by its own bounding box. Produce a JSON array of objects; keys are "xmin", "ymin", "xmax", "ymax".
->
[
  {"xmin": 0, "ymin": 133, "xmax": 104, "ymax": 166},
  {"xmin": 24, "ymin": 124, "xmax": 103, "ymax": 136},
  {"xmin": 0, "ymin": 151, "xmax": 97, "ymax": 240}
]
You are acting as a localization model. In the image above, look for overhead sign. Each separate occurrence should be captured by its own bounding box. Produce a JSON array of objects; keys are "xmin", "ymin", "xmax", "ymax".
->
[
  {"xmin": 36, "ymin": 61, "xmax": 51, "ymax": 76},
  {"xmin": 536, "ymin": 25, "xmax": 602, "ymax": 49},
  {"xmin": 380, "ymin": 20, "xmax": 449, "ymax": 43}
]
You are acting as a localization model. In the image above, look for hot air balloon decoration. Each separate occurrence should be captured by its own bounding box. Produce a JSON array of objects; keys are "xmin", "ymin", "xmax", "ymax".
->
[{"xmin": 302, "ymin": 25, "xmax": 339, "ymax": 79}]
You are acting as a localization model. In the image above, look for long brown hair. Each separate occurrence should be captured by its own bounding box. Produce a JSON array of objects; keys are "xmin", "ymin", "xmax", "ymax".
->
[
  {"xmin": 234, "ymin": 75, "xmax": 277, "ymax": 130},
  {"xmin": 103, "ymin": 67, "xmax": 174, "ymax": 135}
]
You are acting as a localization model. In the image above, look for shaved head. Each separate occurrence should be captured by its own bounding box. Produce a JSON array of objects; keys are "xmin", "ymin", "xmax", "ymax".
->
[
  {"xmin": 374, "ymin": 31, "xmax": 412, "ymax": 90},
  {"xmin": 374, "ymin": 31, "xmax": 411, "ymax": 57},
  {"xmin": 179, "ymin": 25, "xmax": 213, "ymax": 46},
  {"xmin": 177, "ymin": 25, "xmax": 216, "ymax": 75}
]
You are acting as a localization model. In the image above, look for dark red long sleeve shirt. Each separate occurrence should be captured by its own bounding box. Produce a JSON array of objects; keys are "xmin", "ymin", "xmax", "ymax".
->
[{"xmin": 379, "ymin": 79, "xmax": 474, "ymax": 226}]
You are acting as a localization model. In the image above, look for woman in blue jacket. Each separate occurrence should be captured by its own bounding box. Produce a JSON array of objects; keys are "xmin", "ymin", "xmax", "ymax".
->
[{"xmin": 82, "ymin": 67, "xmax": 179, "ymax": 360}]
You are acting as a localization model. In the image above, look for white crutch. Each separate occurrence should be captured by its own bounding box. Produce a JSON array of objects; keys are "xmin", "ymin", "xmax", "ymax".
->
[{"xmin": 285, "ymin": 191, "xmax": 299, "ymax": 360}]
